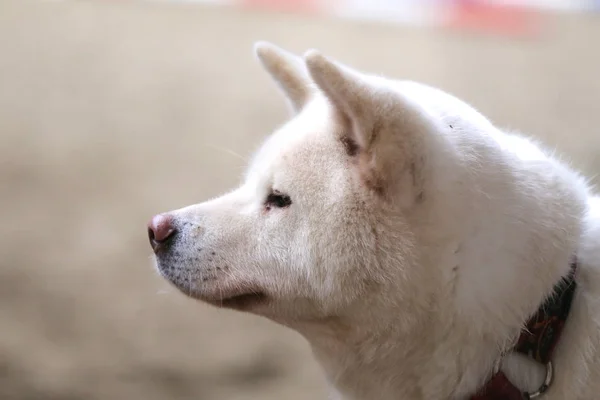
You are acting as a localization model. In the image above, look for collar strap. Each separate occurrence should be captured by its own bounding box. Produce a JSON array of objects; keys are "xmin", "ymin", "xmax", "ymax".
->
[{"xmin": 471, "ymin": 258, "xmax": 578, "ymax": 399}]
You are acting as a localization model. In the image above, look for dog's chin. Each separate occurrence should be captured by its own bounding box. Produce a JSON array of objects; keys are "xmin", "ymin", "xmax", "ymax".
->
[
  {"xmin": 203, "ymin": 291, "xmax": 269, "ymax": 310},
  {"xmin": 157, "ymin": 271, "xmax": 268, "ymax": 311},
  {"xmin": 175, "ymin": 284, "xmax": 268, "ymax": 311}
]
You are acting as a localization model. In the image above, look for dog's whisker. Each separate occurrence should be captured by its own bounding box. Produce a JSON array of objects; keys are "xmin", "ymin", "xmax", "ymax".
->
[{"xmin": 204, "ymin": 143, "xmax": 247, "ymax": 162}]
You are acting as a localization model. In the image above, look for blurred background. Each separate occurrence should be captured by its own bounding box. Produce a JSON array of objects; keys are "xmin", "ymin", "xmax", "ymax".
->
[{"xmin": 0, "ymin": 0, "xmax": 599, "ymax": 399}]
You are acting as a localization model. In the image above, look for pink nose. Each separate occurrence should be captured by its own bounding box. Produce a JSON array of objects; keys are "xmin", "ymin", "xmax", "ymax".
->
[{"xmin": 147, "ymin": 214, "xmax": 177, "ymax": 253}]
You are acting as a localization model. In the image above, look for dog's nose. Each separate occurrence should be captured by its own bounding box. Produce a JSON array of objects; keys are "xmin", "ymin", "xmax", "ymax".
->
[{"xmin": 148, "ymin": 214, "xmax": 177, "ymax": 253}]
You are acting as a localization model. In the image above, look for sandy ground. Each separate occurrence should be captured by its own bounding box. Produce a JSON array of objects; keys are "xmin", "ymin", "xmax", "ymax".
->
[{"xmin": 0, "ymin": 1, "xmax": 599, "ymax": 399}]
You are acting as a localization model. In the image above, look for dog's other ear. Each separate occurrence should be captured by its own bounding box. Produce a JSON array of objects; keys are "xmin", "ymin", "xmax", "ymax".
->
[
  {"xmin": 255, "ymin": 42, "xmax": 312, "ymax": 114},
  {"xmin": 304, "ymin": 50, "xmax": 428, "ymax": 201}
]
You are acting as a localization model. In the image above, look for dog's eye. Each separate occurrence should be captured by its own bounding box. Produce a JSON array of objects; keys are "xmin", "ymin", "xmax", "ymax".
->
[{"xmin": 265, "ymin": 191, "xmax": 292, "ymax": 209}]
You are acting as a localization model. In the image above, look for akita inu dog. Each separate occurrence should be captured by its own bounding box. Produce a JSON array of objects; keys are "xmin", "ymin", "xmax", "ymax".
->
[{"xmin": 148, "ymin": 42, "xmax": 600, "ymax": 400}]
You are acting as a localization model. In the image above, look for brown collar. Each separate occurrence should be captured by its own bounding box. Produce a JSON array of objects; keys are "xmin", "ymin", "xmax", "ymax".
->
[{"xmin": 471, "ymin": 258, "xmax": 578, "ymax": 400}]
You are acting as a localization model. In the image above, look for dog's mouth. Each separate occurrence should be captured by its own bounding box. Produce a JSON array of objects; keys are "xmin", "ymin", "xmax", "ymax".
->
[{"xmin": 209, "ymin": 291, "xmax": 268, "ymax": 310}]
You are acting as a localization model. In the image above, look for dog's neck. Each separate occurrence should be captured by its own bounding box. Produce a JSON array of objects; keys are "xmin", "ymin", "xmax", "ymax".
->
[
  {"xmin": 295, "ymin": 268, "xmax": 570, "ymax": 400},
  {"xmin": 293, "ymin": 280, "xmax": 511, "ymax": 400},
  {"xmin": 293, "ymin": 213, "xmax": 580, "ymax": 400}
]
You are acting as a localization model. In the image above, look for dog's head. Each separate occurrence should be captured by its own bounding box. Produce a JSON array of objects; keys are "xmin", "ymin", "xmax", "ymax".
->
[
  {"xmin": 149, "ymin": 43, "xmax": 439, "ymax": 324},
  {"xmin": 148, "ymin": 43, "xmax": 586, "ymax": 336}
]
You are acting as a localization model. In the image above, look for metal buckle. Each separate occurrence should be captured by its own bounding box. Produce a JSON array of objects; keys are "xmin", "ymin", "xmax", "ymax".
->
[{"xmin": 524, "ymin": 361, "xmax": 553, "ymax": 399}]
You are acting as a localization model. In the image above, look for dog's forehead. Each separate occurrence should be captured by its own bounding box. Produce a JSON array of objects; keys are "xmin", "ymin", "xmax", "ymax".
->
[{"xmin": 246, "ymin": 99, "xmax": 340, "ymax": 180}]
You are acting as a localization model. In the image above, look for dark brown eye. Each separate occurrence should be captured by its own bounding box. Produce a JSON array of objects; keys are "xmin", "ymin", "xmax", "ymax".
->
[{"xmin": 265, "ymin": 191, "xmax": 292, "ymax": 209}]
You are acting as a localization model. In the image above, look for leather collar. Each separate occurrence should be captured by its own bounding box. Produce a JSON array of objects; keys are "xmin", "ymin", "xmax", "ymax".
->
[{"xmin": 471, "ymin": 258, "xmax": 578, "ymax": 399}]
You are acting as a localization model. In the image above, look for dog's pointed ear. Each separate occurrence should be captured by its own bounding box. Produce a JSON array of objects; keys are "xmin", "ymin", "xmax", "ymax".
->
[
  {"xmin": 304, "ymin": 50, "xmax": 427, "ymax": 202},
  {"xmin": 304, "ymin": 50, "xmax": 382, "ymax": 151},
  {"xmin": 255, "ymin": 42, "xmax": 312, "ymax": 114}
]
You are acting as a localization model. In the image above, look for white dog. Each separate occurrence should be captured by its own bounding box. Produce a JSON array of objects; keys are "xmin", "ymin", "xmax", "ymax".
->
[{"xmin": 148, "ymin": 42, "xmax": 600, "ymax": 400}]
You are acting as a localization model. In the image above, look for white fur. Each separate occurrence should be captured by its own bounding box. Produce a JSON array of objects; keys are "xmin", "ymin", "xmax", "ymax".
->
[{"xmin": 152, "ymin": 42, "xmax": 600, "ymax": 400}]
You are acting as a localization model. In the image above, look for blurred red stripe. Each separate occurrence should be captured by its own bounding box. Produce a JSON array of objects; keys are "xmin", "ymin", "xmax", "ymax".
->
[{"xmin": 445, "ymin": 1, "xmax": 540, "ymax": 37}]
